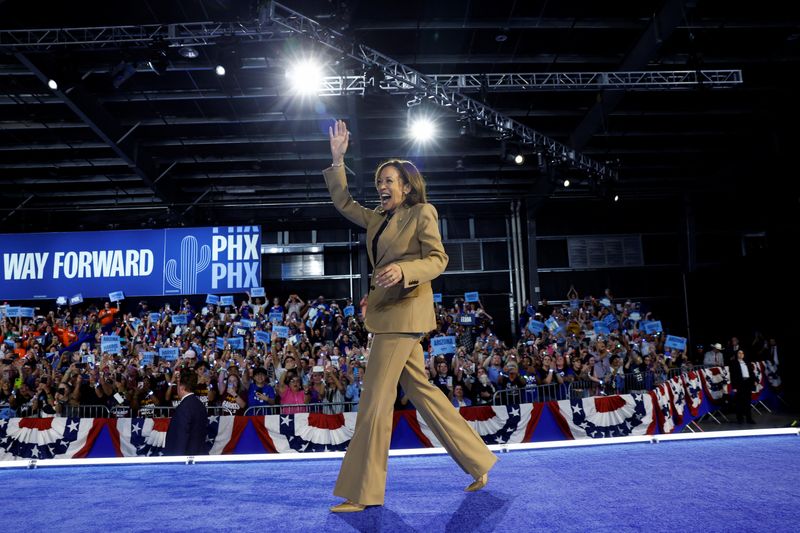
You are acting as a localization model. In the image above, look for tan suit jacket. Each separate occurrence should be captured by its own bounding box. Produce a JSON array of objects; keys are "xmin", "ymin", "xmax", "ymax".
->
[{"xmin": 323, "ymin": 165, "xmax": 448, "ymax": 333}]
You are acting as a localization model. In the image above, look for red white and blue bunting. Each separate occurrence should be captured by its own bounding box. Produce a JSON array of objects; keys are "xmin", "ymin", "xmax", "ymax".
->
[
  {"xmin": 682, "ymin": 370, "xmax": 704, "ymax": 417},
  {"xmin": 700, "ymin": 367, "xmax": 730, "ymax": 405},
  {"xmin": 765, "ymin": 360, "xmax": 781, "ymax": 388},
  {"xmin": 414, "ymin": 404, "xmax": 534, "ymax": 446},
  {"xmin": 555, "ymin": 394, "xmax": 656, "ymax": 439},
  {"xmin": 668, "ymin": 375, "xmax": 686, "ymax": 425},
  {"xmin": 650, "ymin": 383, "xmax": 676, "ymax": 434},
  {"xmin": 111, "ymin": 416, "xmax": 241, "ymax": 457},
  {"xmin": 0, "ymin": 417, "xmax": 102, "ymax": 460},
  {"xmin": 263, "ymin": 412, "xmax": 358, "ymax": 453}
]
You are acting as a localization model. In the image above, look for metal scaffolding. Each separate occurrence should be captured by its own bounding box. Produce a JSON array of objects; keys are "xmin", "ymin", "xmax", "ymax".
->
[{"xmin": 316, "ymin": 70, "xmax": 743, "ymax": 95}]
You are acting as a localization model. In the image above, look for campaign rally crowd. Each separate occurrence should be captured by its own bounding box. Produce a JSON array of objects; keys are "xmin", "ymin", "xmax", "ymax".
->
[{"xmin": 0, "ymin": 286, "xmax": 781, "ymax": 419}]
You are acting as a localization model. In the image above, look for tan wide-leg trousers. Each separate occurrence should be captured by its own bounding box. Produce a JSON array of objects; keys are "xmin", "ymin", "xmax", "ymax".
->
[{"xmin": 333, "ymin": 333, "xmax": 497, "ymax": 505}]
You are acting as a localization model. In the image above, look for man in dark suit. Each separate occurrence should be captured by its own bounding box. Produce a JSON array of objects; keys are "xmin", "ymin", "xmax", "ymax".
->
[
  {"xmin": 728, "ymin": 349, "xmax": 756, "ymax": 424},
  {"xmin": 164, "ymin": 371, "xmax": 209, "ymax": 455}
]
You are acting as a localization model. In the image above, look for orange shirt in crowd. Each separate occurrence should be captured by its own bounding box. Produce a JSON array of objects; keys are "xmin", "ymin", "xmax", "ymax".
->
[{"xmin": 98, "ymin": 307, "xmax": 119, "ymax": 326}]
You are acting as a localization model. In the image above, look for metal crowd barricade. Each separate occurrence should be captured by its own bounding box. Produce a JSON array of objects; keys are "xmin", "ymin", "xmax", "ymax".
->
[
  {"xmin": 492, "ymin": 385, "xmax": 562, "ymax": 405},
  {"xmin": 244, "ymin": 401, "xmax": 360, "ymax": 416},
  {"xmin": 75, "ymin": 405, "xmax": 111, "ymax": 418},
  {"xmin": 207, "ymin": 406, "xmax": 237, "ymax": 417},
  {"xmin": 139, "ymin": 406, "xmax": 176, "ymax": 418}
]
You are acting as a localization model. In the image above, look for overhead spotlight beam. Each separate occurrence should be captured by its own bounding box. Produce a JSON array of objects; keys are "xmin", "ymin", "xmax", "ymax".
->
[{"xmin": 265, "ymin": 2, "xmax": 617, "ymax": 180}]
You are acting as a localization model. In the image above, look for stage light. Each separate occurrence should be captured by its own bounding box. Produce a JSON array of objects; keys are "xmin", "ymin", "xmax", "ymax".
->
[
  {"xmin": 286, "ymin": 59, "xmax": 324, "ymax": 95},
  {"xmin": 215, "ymin": 65, "xmax": 226, "ymax": 77},
  {"xmin": 47, "ymin": 79, "xmax": 58, "ymax": 90},
  {"xmin": 409, "ymin": 118, "xmax": 436, "ymax": 142},
  {"xmin": 563, "ymin": 179, "xmax": 571, "ymax": 188},
  {"xmin": 178, "ymin": 46, "xmax": 199, "ymax": 59},
  {"xmin": 614, "ymin": 194, "xmax": 620, "ymax": 202},
  {"xmin": 514, "ymin": 154, "xmax": 525, "ymax": 165}
]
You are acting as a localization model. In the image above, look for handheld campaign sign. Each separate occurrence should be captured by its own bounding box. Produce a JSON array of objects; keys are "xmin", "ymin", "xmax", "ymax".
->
[
  {"xmin": 664, "ymin": 335, "xmax": 687, "ymax": 351},
  {"xmin": 206, "ymin": 294, "xmax": 219, "ymax": 305},
  {"xmin": 228, "ymin": 337, "xmax": 244, "ymax": 350},
  {"xmin": 216, "ymin": 337, "xmax": 226, "ymax": 350},
  {"xmin": 644, "ymin": 321, "xmax": 663, "ymax": 335},
  {"xmin": 254, "ymin": 331, "xmax": 270, "ymax": 344},
  {"xmin": 171, "ymin": 314, "xmax": 188, "ymax": 325},
  {"xmin": 600, "ymin": 298, "xmax": 612, "ymax": 307},
  {"xmin": 464, "ymin": 292, "xmax": 479, "ymax": 303},
  {"xmin": 528, "ymin": 320, "xmax": 545, "ymax": 335},
  {"xmin": 159, "ymin": 347, "xmax": 179, "ymax": 361},
  {"xmin": 70, "ymin": 294, "xmax": 83, "ymax": 305},
  {"xmin": 343, "ymin": 305, "xmax": 355, "ymax": 317},
  {"xmin": 545, "ymin": 317, "xmax": 560, "ymax": 332},
  {"xmin": 593, "ymin": 321, "xmax": 611, "ymax": 335},
  {"xmin": 240, "ymin": 318, "xmax": 255, "ymax": 328},
  {"xmin": 220, "ymin": 295, "xmax": 234, "ymax": 306},
  {"xmin": 602, "ymin": 313, "xmax": 619, "ymax": 331},
  {"xmin": 433, "ymin": 293, "xmax": 443, "ymax": 303},
  {"xmin": 19, "ymin": 307, "xmax": 35, "ymax": 318},
  {"xmin": 149, "ymin": 312, "xmax": 161, "ymax": 323},
  {"xmin": 273, "ymin": 325, "xmax": 289, "ymax": 339},
  {"xmin": 108, "ymin": 291, "xmax": 125, "ymax": 302},
  {"xmin": 55, "ymin": 296, "xmax": 67, "ymax": 306},
  {"xmin": 250, "ymin": 287, "xmax": 265, "ymax": 297},
  {"xmin": 459, "ymin": 314, "xmax": 475, "ymax": 326},
  {"xmin": 269, "ymin": 312, "xmax": 283, "ymax": 324},
  {"xmin": 5, "ymin": 307, "xmax": 20, "ymax": 318},
  {"xmin": 430, "ymin": 336, "xmax": 457, "ymax": 355},
  {"xmin": 629, "ymin": 312, "xmax": 641, "ymax": 322},
  {"xmin": 140, "ymin": 351, "xmax": 155, "ymax": 367},
  {"xmin": 101, "ymin": 335, "xmax": 121, "ymax": 354}
]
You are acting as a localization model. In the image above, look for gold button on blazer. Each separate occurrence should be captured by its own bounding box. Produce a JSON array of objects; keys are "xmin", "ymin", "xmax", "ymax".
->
[{"xmin": 323, "ymin": 165, "xmax": 448, "ymax": 333}]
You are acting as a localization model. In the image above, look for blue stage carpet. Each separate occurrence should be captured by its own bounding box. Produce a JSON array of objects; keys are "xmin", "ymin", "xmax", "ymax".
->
[{"xmin": 3, "ymin": 436, "xmax": 799, "ymax": 532}]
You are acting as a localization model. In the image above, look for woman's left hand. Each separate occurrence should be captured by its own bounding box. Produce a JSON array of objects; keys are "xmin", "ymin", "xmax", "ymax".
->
[{"xmin": 374, "ymin": 264, "xmax": 403, "ymax": 288}]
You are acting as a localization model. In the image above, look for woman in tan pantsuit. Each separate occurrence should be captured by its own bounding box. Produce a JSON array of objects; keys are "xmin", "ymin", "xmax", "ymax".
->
[{"xmin": 326, "ymin": 120, "xmax": 497, "ymax": 513}]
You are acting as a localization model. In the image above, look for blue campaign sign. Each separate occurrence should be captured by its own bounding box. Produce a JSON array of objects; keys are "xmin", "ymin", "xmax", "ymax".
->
[
  {"xmin": 70, "ymin": 294, "xmax": 83, "ymax": 305},
  {"xmin": 108, "ymin": 291, "xmax": 125, "ymax": 302},
  {"xmin": 644, "ymin": 321, "xmax": 663, "ymax": 335},
  {"xmin": 220, "ymin": 295, "xmax": 234, "ymax": 306},
  {"xmin": 0, "ymin": 226, "xmax": 261, "ymax": 299},
  {"xmin": 665, "ymin": 335, "xmax": 687, "ymax": 351},
  {"xmin": 433, "ymin": 293, "xmax": 442, "ymax": 303},
  {"xmin": 19, "ymin": 307, "xmax": 35, "ymax": 318},
  {"xmin": 273, "ymin": 325, "xmax": 289, "ymax": 339},
  {"xmin": 545, "ymin": 317, "xmax": 560, "ymax": 332},
  {"xmin": 343, "ymin": 305, "xmax": 355, "ymax": 317},
  {"xmin": 269, "ymin": 312, "xmax": 283, "ymax": 324},
  {"xmin": 216, "ymin": 337, "xmax": 226, "ymax": 350},
  {"xmin": 254, "ymin": 331, "xmax": 270, "ymax": 344},
  {"xmin": 240, "ymin": 318, "xmax": 255, "ymax": 328},
  {"xmin": 528, "ymin": 320, "xmax": 545, "ymax": 334},
  {"xmin": 430, "ymin": 336, "xmax": 457, "ymax": 355},
  {"xmin": 149, "ymin": 312, "xmax": 161, "ymax": 323},
  {"xmin": 228, "ymin": 337, "xmax": 244, "ymax": 350},
  {"xmin": 206, "ymin": 294, "xmax": 219, "ymax": 305},
  {"xmin": 6, "ymin": 306, "xmax": 20, "ymax": 318},
  {"xmin": 459, "ymin": 314, "xmax": 475, "ymax": 326},
  {"xmin": 250, "ymin": 287, "xmax": 265, "ymax": 297},
  {"xmin": 159, "ymin": 347, "xmax": 179, "ymax": 361},
  {"xmin": 464, "ymin": 292, "xmax": 480, "ymax": 303},
  {"xmin": 593, "ymin": 321, "xmax": 611, "ymax": 335},
  {"xmin": 101, "ymin": 335, "xmax": 121, "ymax": 354},
  {"xmin": 140, "ymin": 351, "xmax": 155, "ymax": 367},
  {"xmin": 600, "ymin": 298, "xmax": 612, "ymax": 307},
  {"xmin": 171, "ymin": 314, "xmax": 188, "ymax": 325},
  {"xmin": 602, "ymin": 313, "xmax": 619, "ymax": 331}
]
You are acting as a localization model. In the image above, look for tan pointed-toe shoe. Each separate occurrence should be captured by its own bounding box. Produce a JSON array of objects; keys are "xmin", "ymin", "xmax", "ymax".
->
[
  {"xmin": 465, "ymin": 472, "xmax": 488, "ymax": 492},
  {"xmin": 330, "ymin": 500, "xmax": 367, "ymax": 513}
]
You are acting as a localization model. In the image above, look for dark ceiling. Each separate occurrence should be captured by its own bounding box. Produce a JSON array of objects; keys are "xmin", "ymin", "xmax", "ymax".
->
[{"xmin": 0, "ymin": 0, "xmax": 799, "ymax": 232}]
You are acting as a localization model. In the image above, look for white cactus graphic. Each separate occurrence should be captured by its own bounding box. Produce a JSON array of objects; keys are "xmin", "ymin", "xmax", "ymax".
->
[{"xmin": 165, "ymin": 235, "xmax": 211, "ymax": 294}]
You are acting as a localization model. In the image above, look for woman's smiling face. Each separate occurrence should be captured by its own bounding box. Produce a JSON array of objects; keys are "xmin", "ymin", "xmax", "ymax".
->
[{"xmin": 376, "ymin": 165, "xmax": 410, "ymax": 213}]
